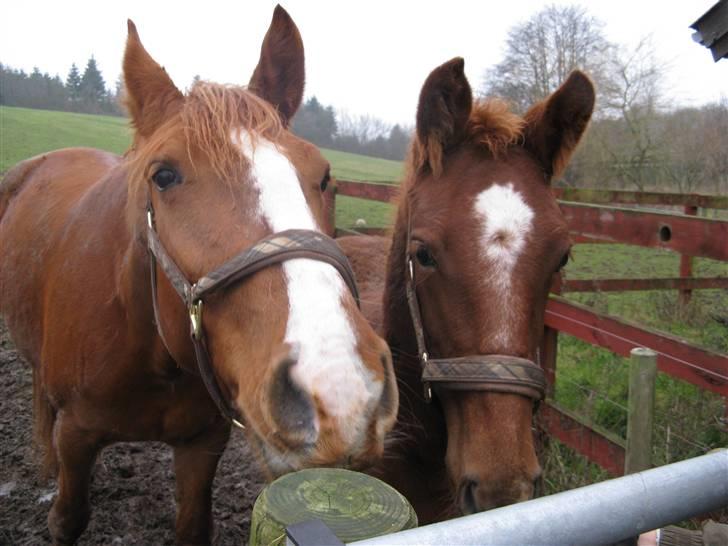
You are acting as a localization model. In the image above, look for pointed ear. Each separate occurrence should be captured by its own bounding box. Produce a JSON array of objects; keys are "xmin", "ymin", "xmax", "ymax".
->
[
  {"xmin": 523, "ymin": 70, "xmax": 595, "ymax": 180},
  {"xmin": 413, "ymin": 57, "xmax": 472, "ymax": 178},
  {"xmin": 123, "ymin": 20, "xmax": 183, "ymax": 137},
  {"xmin": 248, "ymin": 5, "xmax": 305, "ymax": 126}
]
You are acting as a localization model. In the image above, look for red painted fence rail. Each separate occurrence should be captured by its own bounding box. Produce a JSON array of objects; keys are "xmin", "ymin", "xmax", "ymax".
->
[
  {"xmin": 559, "ymin": 202, "xmax": 728, "ymax": 261},
  {"xmin": 545, "ymin": 297, "xmax": 728, "ymax": 396}
]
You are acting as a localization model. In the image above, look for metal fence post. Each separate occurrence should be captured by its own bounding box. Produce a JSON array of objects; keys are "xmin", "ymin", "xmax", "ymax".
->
[{"xmin": 625, "ymin": 347, "xmax": 657, "ymax": 474}]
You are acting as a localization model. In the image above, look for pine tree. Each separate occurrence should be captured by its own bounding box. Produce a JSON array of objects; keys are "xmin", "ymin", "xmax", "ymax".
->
[
  {"xmin": 80, "ymin": 56, "xmax": 107, "ymax": 111},
  {"xmin": 66, "ymin": 63, "xmax": 82, "ymax": 104},
  {"xmin": 291, "ymin": 97, "xmax": 337, "ymax": 147}
]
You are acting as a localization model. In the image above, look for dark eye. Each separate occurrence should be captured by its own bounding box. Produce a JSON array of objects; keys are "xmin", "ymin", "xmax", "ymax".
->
[
  {"xmin": 557, "ymin": 252, "xmax": 569, "ymax": 271},
  {"xmin": 415, "ymin": 245, "xmax": 437, "ymax": 268},
  {"xmin": 320, "ymin": 171, "xmax": 330, "ymax": 192},
  {"xmin": 152, "ymin": 167, "xmax": 180, "ymax": 191}
]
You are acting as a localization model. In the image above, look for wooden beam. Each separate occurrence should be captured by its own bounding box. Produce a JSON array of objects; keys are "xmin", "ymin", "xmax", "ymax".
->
[
  {"xmin": 336, "ymin": 180, "xmax": 398, "ymax": 203},
  {"xmin": 559, "ymin": 277, "xmax": 728, "ymax": 293},
  {"xmin": 545, "ymin": 296, "xmax": 728, "ymax": 396},
  {"xmin": 539, "ymin": 402, "xmax": 625, "ymax": 476},
  {"xmin": 558, "ymin": 202, "xmax": 728, "ymax": 261},
  {"xmin": 553, "ymin": 188, "xmax": 728, "ymax": 209}
]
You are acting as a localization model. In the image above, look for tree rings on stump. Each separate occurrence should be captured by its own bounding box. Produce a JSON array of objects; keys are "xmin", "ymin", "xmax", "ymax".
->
[{"xmin": 249, "ymin": 468, "xmax": 417, "ymax": 545}]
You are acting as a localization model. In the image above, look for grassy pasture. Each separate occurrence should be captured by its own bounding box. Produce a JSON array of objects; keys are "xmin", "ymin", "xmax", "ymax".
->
[
  {"xmin": 2, "ymin": 105, "xmax": 726, "ymax": 494},
  {"xmin": 0, "ymin": 106, "xmax": 131, "ymax": 172}
]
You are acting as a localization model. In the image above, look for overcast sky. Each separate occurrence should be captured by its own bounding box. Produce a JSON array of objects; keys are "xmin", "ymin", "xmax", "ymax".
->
[{"xmin": 2, "ymin": 0, "xmax": 726, "ymax": 126}]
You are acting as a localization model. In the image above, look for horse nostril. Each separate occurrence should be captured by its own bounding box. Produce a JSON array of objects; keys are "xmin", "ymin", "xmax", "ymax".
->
[
  {"xmin": 267, "ymin": 350, "xmax": 317, "ymax": 449},
  {"xmin": 460, "ymin": 479, "xmax": 479, "ymax": 515}
]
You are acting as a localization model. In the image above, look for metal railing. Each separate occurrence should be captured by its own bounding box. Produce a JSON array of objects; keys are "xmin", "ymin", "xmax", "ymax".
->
[{"xmin": 351, "ymin": 450, "xmax": 728, "ymax": 546}]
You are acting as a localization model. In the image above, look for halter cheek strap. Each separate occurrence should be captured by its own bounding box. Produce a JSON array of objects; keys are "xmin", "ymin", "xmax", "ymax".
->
[{"xmin": 146, "ymin": 200, "xmax": 360, "ymax": 428}]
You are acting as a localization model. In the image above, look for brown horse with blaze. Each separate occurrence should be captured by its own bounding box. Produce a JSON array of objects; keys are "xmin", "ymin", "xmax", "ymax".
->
[
  {"xmin": 0, "ymin": 6, "xmax": 397, "ymax": 545},
  {"xmin": 339, "ymin": 58, "xmax": 595, "ymax": 522}
]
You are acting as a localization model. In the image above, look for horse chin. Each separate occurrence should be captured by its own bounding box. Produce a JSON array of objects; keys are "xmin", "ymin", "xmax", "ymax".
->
[{"xmin": 244, "ymin": 428, "xmax": 310, "ymax": 478}]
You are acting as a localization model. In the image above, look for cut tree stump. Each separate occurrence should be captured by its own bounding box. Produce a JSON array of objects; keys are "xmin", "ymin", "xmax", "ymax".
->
[{"xmin": 249, "ymin": 468, "xmax": 417, "ymax": 545}]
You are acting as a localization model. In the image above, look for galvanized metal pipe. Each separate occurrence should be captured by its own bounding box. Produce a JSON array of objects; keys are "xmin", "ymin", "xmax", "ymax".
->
[{"xmin": 351, "ymin": 450, "xmax": 728, "ymax": 546}]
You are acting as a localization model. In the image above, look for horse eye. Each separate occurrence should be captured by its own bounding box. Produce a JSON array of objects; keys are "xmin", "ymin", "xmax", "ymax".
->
[
  {"xmin": 557, "ymin": 252, "xmax": 569, "ymax": 271},
  {"xmin": 320, "ymin": 172, "xmax": 330, "ymax": 192},
  {"xmin": 415, "ymin": 245, "xmax": 437, "ymax": 268},
  {"xmin": 152, "ymin": 167, "xmax": 180, "ymax": 191}
]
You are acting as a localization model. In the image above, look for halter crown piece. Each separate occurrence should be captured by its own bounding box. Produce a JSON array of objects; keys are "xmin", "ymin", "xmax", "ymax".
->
[{"xmin": 146, "ymin": 199, "xmax": 360, "ymax": 428}]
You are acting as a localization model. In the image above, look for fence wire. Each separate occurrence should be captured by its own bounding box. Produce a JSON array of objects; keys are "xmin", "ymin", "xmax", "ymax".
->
[
  {"xmin": 539, "ymin": 331, "xmax": 727, "ymax": 527},
  {"xmin": 541, "ymin": 240, "xmax": 727, "ymax": 489}
]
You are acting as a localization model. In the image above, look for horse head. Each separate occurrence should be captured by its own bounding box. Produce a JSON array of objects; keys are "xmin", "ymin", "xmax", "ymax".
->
[
  {"xmin": 385, "ymin": 58, "xmax": 594, "ymax": 514},
  {"xmin": 123, "ymin": 7, "xmax": 397, "ymax": 475}
]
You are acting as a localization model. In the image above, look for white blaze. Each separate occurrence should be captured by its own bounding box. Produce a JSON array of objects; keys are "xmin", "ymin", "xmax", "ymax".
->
[
  {"xmin": 474, "ymin": 182, "xmax": 534, "ymax": 346},
  {"xmin": 232, "ymin": 129, "xmax": 379, "ymax": 444}
]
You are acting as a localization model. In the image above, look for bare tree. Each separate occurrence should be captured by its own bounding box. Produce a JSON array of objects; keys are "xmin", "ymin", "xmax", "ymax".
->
[
  {"xmin": 337, "ymin": 111, "xmax": 391, "ymax": 142},
  {"xmin": 661, "ymin": 99, "xmax": 728, "ymax": 195},
  {"xmin": 481, "ymin": 4, "xmax": 722, "ymax": 195},
  {"xmin": 599, "ymin": 37, "xmax": 666, "ymax": 191},
  {"xmin": 481, "ymin": 5, "xmax": 613, "ymax": 112}
]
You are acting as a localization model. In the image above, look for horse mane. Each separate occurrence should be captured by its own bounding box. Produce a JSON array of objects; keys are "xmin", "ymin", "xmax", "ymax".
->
[
  {"xmin": 127, "ymin": 81, "xmax": 283, "ymax": 183},
  {"xmin": 181, "ymin": 81, "xmax": 283, "ymax": 178},
  {"xmin": 406, "ymin": 98, "xmax": 524, "ymax": 182}
]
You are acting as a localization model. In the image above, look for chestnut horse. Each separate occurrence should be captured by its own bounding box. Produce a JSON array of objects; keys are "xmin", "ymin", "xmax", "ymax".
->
[
  {"xmin": 0, "ymin": 7, "xmax": 397, "ymax": 545},
  {"xmin": 339, "ymin": 58, "xmax": 594, "ymax": 523}
]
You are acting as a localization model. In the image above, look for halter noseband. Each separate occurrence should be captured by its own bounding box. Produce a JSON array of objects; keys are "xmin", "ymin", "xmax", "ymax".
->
[
  {"xmin": 404, "ymin": 211, "xmax": 546, "ymax": 405},
  {"xmin": 146, "ymin": 200, "xmax": 360, "ymax": 428}
]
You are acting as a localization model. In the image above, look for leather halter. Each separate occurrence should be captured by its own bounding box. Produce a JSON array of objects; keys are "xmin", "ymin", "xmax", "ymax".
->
[
  {"xmin": 404, "ymin": 213, "xmax": 545, "ymax": 404},
  {"xmin": 146, "ymin": 200, "xmax": 360, "ymax": 428}
]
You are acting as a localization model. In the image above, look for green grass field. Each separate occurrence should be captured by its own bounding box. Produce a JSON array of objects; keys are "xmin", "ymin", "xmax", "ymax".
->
[
  {"xmin": 0, "ymin": 106, "xmax": 131, "ymax": 172},
  {"xmin": 2, "ymin": 105, "xmax": 725, "ymax": 493}
]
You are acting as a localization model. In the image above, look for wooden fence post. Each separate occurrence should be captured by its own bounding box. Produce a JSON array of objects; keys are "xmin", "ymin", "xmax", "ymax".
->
[
  {"xmin": 323, "ymin": 183, "xmax": 337, "ymax": 237},
  {"xmin": 540, "ymin": 327, "xmax": 558, "ymax": 400},
  {"xmin": 679, "ymin": 205, "xmax": 698, "ymax": 307},
  {"xmin": 625, "ymin": 347, "xmax": 657, "ymax": 474},
  {"xmin": 541, "ymin": 274, "xmax": 564, "ymax": 399}
]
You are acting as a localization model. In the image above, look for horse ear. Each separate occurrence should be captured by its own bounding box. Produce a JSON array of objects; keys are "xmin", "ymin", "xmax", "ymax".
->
[
  {"xmin": 248, "ymin": 5, "xmax": 305, "ymax": 126},
  {"xmin": 413, "ymin": 57, "xmax": 473, "ymax": 178},
  {"xmin": 123, "ymin": 20, "xmax": 183, "ymax": 137},
  {"xmin": 523, "ymin": 70, "xmax": 595, "ymax": 180}
]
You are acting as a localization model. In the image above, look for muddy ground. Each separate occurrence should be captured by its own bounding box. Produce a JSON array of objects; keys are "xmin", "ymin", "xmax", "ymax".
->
[{"xmin": 0, "ymin": 318, "xmax": 265, "ymax": 545}]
